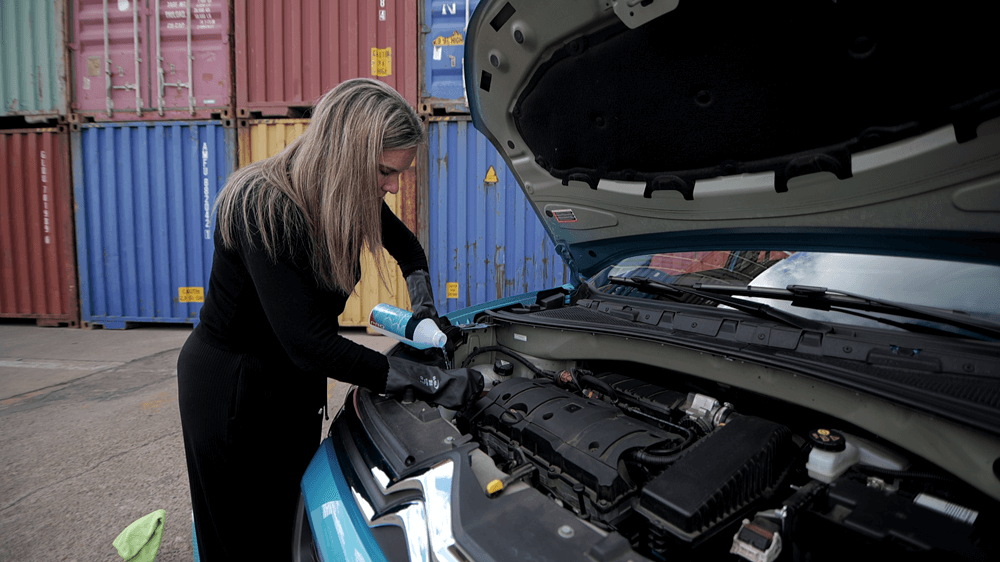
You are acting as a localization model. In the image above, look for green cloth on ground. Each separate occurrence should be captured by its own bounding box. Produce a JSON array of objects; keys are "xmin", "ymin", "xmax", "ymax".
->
[{"xmin": 113, "ymin": 509, "xmax": 165, "ymax": 562}]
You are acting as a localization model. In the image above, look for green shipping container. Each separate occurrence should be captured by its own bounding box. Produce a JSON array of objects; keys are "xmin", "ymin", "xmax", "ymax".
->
[{"xmin": 1, "ymin": 0, "xmax": 69, "ymax": 120}]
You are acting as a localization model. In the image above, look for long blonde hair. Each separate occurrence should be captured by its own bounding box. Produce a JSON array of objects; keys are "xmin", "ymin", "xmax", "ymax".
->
[{"xmin": 216, "ymin": 79, "xmax": 425, "ymax": 294}]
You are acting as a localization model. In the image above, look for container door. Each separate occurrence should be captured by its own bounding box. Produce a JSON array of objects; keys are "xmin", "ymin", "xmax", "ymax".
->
[
  {"xmin": 0, "ymin": 0, "xmax": 70, "ymax": 119},
  {"xmin": 1, "ymin": 129, "xmax": 79, "ymax": 326},
  {"xmin": 72, "ymin": 0, "xmax": 147, "ymax": 118},
  {"xmin": 153, "ymin": 0, "xmax": 232, "ymax": 119},
  {"xmin": 72, "ymin": 121, "xmax": 235, "ymax": 328}
]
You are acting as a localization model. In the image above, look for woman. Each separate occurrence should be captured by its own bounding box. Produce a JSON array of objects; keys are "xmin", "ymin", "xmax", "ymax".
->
[{"xmin": 177, "ymin": 78, "xmax": 482, "ymax": 560}]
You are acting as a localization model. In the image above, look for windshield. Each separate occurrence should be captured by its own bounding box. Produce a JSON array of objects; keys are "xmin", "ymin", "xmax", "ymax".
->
[{"xmin": 590, "ymin": 251, "xmax": 1000, "ymax": 335}]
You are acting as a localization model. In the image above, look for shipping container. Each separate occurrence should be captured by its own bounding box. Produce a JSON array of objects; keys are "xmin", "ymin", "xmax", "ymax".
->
[
  {"xmin": 234, "ymin": 0, "xmax": 419, "ymax": 118},
  {"xmin": 236, "ymin": 118, "xmax": 419, "ymax": 327},
  {"xmin": 1, "ymin": 0, "xmax": 70, "ymax": 120},
  {"xmin": 427, "ymin": 120, "xmax": 569, "ymax": 314},
  {"xmin": 1, "ymin": 128, "xmax": 79, "ymax": 326},
  {"xmin": 419, "ymin": 0, "xmax": 480, "ymax": 115},
  {"xmin": 68, "ymin": 0, "xmax": 232, "ymax": 122},
  {"xmin": 72, "ymin": 120, "xmax": 235, "ymax": 328}
]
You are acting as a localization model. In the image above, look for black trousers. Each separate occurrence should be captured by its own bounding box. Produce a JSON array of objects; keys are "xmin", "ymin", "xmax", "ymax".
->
[{"xmin": 177, "ymin": 331, "xmax": 324, "ymax": 561}]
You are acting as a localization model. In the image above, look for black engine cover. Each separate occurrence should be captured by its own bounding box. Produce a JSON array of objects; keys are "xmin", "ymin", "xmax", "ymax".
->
[{"xmin": 467, "ymin": 378, "xmax": 681, "ymax": 503}]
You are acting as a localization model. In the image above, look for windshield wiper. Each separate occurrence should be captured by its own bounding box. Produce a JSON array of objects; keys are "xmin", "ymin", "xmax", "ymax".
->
[
  {"xmin": 607, "ymin": 276, "xmax": 834, "ymax": 333},
  {"xmin": 691, "ymin": 284, "xmax": 1000, "ymax": 341}
]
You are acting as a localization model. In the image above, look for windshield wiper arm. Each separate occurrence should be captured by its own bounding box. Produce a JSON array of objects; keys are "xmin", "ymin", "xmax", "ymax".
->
[
  {"xmin": 692, "ymin": 284, "xmax": 1000, "ymax": 340},
  {"xmin": 608, "ymin": 276, "xmax": 834, "ymax": 333}
]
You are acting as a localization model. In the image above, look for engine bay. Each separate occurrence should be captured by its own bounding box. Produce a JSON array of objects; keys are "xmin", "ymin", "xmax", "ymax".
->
[{"xmin": 411, "ymin": 314, "xmax": 1000, "ymax": 562}]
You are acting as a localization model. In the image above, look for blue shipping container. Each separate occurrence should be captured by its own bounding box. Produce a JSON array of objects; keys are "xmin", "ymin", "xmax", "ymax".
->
[
  {"xmin": 420, "ymin": 0, "xmax": 481, "ymax": 114},
  {"xmin": 72, "ymin": 121, "xmax": 235, "ymax": 328},
  {"xmin": 428, "ymin": 120, "xmax": 568, "ymax": 314}
]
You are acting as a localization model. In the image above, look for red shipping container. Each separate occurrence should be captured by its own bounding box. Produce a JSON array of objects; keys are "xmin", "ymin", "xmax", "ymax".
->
[
  {"xmin": 0, "ymin": 128, "xmax": 80, "ymax": 327},
  {"xmin": 68, "ymin": 0, "xmax": 233, "ymax": 122},
  {"xmin": 234, "ymin": 0, "xmax": 419, "ymax": 118}
]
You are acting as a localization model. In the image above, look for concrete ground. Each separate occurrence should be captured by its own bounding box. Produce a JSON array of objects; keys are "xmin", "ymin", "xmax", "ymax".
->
[{"xmin": 0, "ymin": 321, "xmax": 394, "ymax": 562}]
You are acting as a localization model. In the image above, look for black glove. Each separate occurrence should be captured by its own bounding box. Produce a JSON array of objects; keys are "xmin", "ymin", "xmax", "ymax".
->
[
  {"xmin": 405, "ymin": 269, "xmax": 439, "ymax": 323},
  {"xmin": 385, "ymin": 357, "xmax": 484, "ymax": 409}
]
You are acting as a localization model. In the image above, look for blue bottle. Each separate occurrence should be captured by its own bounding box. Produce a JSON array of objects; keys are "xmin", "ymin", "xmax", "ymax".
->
[{"xmin": 368, "ymin": 303, "xmax": 447, "ymax": 350}]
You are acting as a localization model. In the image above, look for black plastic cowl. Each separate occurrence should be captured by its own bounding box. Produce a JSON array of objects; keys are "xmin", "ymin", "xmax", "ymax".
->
[{"xmin": 637, "ymin": 413, "xmax": 795, "ymax": 542}]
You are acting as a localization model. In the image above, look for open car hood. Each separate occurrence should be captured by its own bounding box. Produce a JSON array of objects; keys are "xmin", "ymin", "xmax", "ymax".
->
[{"xmin": 464, "ymin": 0, "xmax": 1000, "ymax": 279}]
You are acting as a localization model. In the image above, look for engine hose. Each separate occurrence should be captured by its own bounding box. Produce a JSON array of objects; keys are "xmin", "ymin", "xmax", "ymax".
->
[
  {"xmin": 578, "ymin": 374, "xmax": 619, "ymax": 403},
  {"xmin": 855, "ymin": 464, "xmax": 958, "ymax": 484},
  {"xmin": 620, "ymin": 405, "xmax": 694, "ymax": 445},
  {"xmin": 629, "ymin": 447, "xmax": 689, "ymax": 467},
  {"xmin": 460, "ymin": 346, "xmax": 556, "ymax": 380}
]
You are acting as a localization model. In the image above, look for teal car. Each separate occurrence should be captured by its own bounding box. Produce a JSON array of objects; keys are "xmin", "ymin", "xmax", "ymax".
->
[{"xmin": 295, "ymin": 1, "xmax": 1000, "ymax": 560}]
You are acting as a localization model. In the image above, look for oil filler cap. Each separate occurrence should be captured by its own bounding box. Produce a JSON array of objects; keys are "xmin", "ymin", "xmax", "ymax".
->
[{"xmin": 808, "ymin": 428, "xmax": 846, "ymax": 452}]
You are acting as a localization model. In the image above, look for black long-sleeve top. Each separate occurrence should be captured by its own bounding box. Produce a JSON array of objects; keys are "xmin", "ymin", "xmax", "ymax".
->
[{"xmin": 193, "ymin": 201, "xmax": 428, "ymax": 394}]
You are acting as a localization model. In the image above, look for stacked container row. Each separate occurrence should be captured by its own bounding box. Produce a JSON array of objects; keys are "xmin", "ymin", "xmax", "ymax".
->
[
  {"xmin": 67, "ymin": 0, "xmax": 235, "ymax": 328},
  {"xmin": 2, "ymin": 2, "xmax": 76, "ymax": 327},
  {"xmin": 6, "ymin": 0, "xmax": 561, "ymax": 329}
]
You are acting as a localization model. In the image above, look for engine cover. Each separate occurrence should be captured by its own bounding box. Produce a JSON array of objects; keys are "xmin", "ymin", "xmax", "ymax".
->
[{"xmin": 466, "ymin": 378, "xmax": 682, "ymax": 505}]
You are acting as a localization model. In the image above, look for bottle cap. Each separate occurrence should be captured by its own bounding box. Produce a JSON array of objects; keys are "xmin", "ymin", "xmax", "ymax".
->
[{"xmin": 808, "ymin": 428, "xmax": 846, "ymax": 451}]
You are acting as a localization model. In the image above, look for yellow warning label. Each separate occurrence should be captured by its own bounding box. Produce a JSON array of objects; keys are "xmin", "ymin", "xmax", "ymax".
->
[
  {"xmin": 432, "ymin": 31, "xmax": 465, "ymax": 46},
  {"xmin": 371, "ymin": 48, "xmax": 392, "ymax": 77},
  {"xmin": 178, "ymin": 287, "xmax": 205, "ymax": 303},
  {"xmin": 484, "ymin": 165, "xmax": 499, "ymax": 184},
  {"xmin": 446, "ymin": 282, "xmax": 459, "ymax": 299}
]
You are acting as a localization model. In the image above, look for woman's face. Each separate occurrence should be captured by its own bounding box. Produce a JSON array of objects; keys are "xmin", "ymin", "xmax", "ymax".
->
[{"xmin": 378, "ymin": 147, "xmax": 418, "ymax": 197}]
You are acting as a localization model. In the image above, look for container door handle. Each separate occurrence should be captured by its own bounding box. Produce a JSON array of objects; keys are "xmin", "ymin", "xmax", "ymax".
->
[
  {"xmin": 103, "ymin": 0, "xmax": 143, "ymax": 117},
  {"xmin": 103, "ymin": 0, "xmax": 113, "ymax": 117},
  {"xmin": 155, "ymin": 0, "xmax": 195, "ymax": 116}
]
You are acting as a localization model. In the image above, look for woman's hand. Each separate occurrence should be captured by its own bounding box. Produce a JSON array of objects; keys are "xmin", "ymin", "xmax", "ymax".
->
[
  {"xmin": 405, "ymin": 269, "xmax": 439, "ymax": 323},
  {"xmin": 384, "ymin": 357, "xmax": 484, "ymax": 409}
]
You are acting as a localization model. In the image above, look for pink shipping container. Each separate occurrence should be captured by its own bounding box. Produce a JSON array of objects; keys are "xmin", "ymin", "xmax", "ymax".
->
[
  {"xmin": 1, "ymin": 128, "xmax": 80, "ymax": 327},
  {"xmin": 68, "ymin": 0, "xmax": 233, "ymax": 122},
  {"xmin": 234, "ymin": 0, "xmax": 419, "ymax": 118}
]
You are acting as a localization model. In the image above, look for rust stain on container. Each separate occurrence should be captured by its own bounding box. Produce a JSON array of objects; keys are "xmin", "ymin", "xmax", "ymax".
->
[
  {"xmin": 0, "ymin": 128, "xmax": 79, "ymax": 327},
  {"xmin": 426, "ymin": 121, "xmax": 569, "ymax": 313},
  {"xmin": 234, "ymin": 0, "xmax": 419, "ymax": 118}
]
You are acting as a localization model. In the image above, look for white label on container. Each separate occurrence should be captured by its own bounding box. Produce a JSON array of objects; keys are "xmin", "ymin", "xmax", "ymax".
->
[
  {"xmin": 83, "ymin": 76, "xmax": 91, "ymax": 90},
  {"xmin": 203, "ymin": 99, "xmax": 215, "ymax": 105},
  {"xmin": 433, "ymin": 46, "xmax": 443, "ymax": 60},
  {"xmin": 202, "ymin": 142, "xmax": 211, "ymax": 239},
  {"xmin": 40, "ymin": 150, "xmax": 51, "ymax": 244},
  {"xmin": 514, "ymin": 333, "xmax": 527, "ymax": 342},
  {"xmin": 379, "ymin": 9, "xmax": 386, "ymax": 21},
  {"xmin": 119, "ymin": 0, "xmax": 129, "ymax": 12}
]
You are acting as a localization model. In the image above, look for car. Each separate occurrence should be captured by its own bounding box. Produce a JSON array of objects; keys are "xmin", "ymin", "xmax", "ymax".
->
[{"xmin": 295, "ymin": 1, "xmax": 1000, "ymax": 561}]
